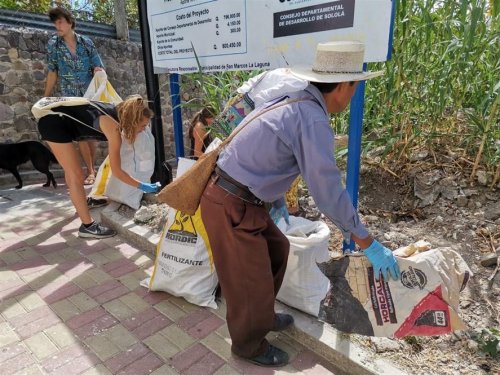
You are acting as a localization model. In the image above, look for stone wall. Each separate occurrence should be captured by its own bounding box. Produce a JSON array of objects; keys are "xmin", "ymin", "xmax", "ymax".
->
[{"xmin": 0, "ymin": 25, "xmax": 198, "ymax": 175}]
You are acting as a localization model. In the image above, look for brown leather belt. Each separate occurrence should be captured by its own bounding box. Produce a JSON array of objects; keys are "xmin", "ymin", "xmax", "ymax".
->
[{"xmin": 213, "ymin": 167, "xmax": 263, "ymax": 206}]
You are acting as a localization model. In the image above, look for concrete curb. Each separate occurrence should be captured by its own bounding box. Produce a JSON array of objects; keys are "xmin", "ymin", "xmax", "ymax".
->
[
  {"xmin": 100, "ymin": 202, "xmax": 161, "ymax": 254},
  {"xmin": 101, "ymin": 204, "xmax": 406, "ymax": 375}
]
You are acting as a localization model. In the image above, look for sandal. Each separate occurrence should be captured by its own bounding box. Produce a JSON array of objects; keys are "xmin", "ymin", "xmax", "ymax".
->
[{"xmin": 84, "ymin": 174, "xmax": 96, "ymax": 185}]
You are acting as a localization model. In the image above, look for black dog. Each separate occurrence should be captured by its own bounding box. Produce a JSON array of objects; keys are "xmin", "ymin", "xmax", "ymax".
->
[{"xmin": 0, "ymin": 141, "xmax": 58, "ymax": 189}]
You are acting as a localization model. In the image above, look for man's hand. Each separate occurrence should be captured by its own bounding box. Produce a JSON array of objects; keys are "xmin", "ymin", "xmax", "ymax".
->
[
  {"xmin": 363, "ymin": 240, "xmax": 400, "ymax": 281},
  {"xmin": 269, "ymin": 206, "xmax": 290, "ymax": 225}
]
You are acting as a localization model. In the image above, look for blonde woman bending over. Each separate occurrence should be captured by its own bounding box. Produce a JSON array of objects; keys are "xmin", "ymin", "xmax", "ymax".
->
[{"xmin": 34, "ymin": 95, "xmax": 159, "ymax": 239}]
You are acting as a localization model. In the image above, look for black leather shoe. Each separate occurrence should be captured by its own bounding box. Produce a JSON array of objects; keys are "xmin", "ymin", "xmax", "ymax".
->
[
  {"xmin": 247, "ymin": 345, "xmax": 289, "ymax": 367},
  {"xmin": 272, "ymin": 313, "xmax": 294, "ymax": 331}
]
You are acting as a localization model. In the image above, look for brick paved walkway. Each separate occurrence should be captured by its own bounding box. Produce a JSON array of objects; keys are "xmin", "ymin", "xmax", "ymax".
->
[{"xmin": 0, "ymin": 182, "xmax": 338, "ymax": 374}]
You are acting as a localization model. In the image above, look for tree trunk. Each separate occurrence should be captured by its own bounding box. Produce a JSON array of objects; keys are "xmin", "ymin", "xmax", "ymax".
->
[{"xmin": 114, "ymin": 0, "xmax": 129, "ymax": 41}]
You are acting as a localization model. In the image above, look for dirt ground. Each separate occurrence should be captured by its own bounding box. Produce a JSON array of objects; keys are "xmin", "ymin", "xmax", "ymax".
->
[
  {"xmin": 128, "ymin": 151, "xmax": 499, "ymax": 374},
  {"xmin": 308, "ymin": 154, "xmax": 499, "ymax": 375}
]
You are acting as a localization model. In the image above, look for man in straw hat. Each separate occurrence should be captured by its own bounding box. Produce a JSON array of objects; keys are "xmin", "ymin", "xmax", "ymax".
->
[{"xmin": 200, "ymin": 41, "xmax": 400, "ymax": 367}]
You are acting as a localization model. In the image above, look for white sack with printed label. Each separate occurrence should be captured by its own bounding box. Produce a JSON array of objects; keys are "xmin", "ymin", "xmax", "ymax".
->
[
  {"xmin": 142, "ymin": 206, "xmax": 218, "ymax": 309},
  {"xmin": 318, "ymin": 242, "xmax": 472, "ymax": 337},
  {"xmin": 141, "ymin": 157, "xmax": 218, "ymax": 308}
]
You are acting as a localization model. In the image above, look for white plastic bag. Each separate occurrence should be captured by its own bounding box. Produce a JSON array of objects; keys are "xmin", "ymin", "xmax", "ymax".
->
[
  {"xmin": 237, "ymin": 68, "xmax": 308, "ymax": 107},
  {"xmin": 276, "ymin": 216, "xmax": 331, "ymax": 316},
  {"xmin": 89, "ymin": 128, "xmax": 155, "ymax": 209},
  {"xmin": 176, "ymin": 157, "xmax": 196, "ymax": 178},
  {"xmin": 84, "ymin": 71, "xmax": 122, "ymax": 104}
]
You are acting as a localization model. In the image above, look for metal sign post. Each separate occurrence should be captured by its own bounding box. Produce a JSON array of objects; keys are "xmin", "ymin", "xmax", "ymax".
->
[
  {"xmin": 343, "ymin": 0, "xmax": 396, "ymax": 252},
  {"xmin": 344, "ymin": 68, "xmax": 367, "ymax": 252},
  {"xmin": 137, "ymin": 0, "xmax": 168, "ymax": 185},
  {"xmin": 169, "ymin": 73, "xmax": 185, "ymax": 158}
]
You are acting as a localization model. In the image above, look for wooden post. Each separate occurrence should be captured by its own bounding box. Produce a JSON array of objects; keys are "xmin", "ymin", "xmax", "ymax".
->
[{"xmin": 114, "ymin": 0, "xmax": 129, "ymax": 40}]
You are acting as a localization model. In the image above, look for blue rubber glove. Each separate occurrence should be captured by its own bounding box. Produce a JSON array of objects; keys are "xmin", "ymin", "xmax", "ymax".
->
[
  {"xmin": 269, "ymin": 206, "xmax": 290, "ymax": 225},
  {"xmin": 138, "ymin": 182, "xmax": 161, "ymax": 193},
  {"xmin": 363, "ymin": 240, "xmax": 401, "ymax": 281}
]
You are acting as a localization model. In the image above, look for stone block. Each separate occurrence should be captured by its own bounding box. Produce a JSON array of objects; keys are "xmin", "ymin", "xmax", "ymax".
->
[
  {"xmin": 7, "ymin": 33, "xmax": 19, "ymax": 48},
  {"xmin": 38, "ymin": 39, "xmax": 47, "ymax": 52},
  {"xmin": 12, "ymin": 87, "xmax": 27, "ymax": 96},
  {"xmin": 33, "ymin": 70, "xmax": 45, "ymax": 81},
  {"xmin": 18, "ymin": 36, "xmax": 27, "ymax": 51},
  {"xmin": 13, "ymin": 60, "xmax": 29, "ymax": 70},
  {"xmin": 7, "ymin": 48, "xmax": 18, "ymax": 60},
  {"xmin": 14, "ymin": 116, "xmax": 34, "ymax": 132},
  {"xmin": 25, "ymin": 38, "xmax": 37, "ymax": 50},
  {"xmin": 0, "ymin": 102, "xmax": 14, "ymax": 122},
  {"xmin": 0, "ymin": 36, "xmax": 8, "ymax": 48},
  {"xmin": 32, "ymin": 52, "xmax": 45, "ymax": 60},
  {"xmin": 0, "ymin": 59, "xmax": 8, "ymax": 71},
  {"xmin": 13, "ymin": 102, "xmax": 30, "ymax": 116},
  {"xmin": 32, "ymin": 61, "xmax": 43, "ymax": 70},
  {"xmin": 4, "ymin": 70, "xmax": 19, "ymax": 86},
  {"xmin": 20, "ymin": 71, "xmax": 32, "ymax": 84},
  {"xmin": 19, "ymin": 51, "xmax": 31, "ymax": 59}
]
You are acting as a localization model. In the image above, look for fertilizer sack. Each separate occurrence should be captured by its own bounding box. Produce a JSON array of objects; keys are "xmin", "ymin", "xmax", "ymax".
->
[
  {"xmin": 143, "ymin": 207, "xmax": 218, "ymax": 309},
  {"xmin": 318, "ymin": 242, "xmax": 472, "ymax": 338},
  {"xmin": 142, "ymin": 157, "xmax": 218, "ymax": 308}
]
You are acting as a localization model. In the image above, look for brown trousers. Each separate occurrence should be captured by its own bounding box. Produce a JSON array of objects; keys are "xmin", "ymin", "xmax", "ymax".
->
[{"xmin": 200, "ymin": 178, "xmax": 289, "ymax": 358}]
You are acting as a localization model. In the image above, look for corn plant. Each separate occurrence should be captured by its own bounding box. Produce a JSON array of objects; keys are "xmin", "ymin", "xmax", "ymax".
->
[
  {"xmin": 182, "ymin": 0, "xmax": 498, "ymax": 173},
  {"xmin": 363, "ymin": 0, "xmax": 499, "ymax": 171}
]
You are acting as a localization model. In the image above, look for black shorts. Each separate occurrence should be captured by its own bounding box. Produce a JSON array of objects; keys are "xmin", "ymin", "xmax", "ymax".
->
[{"xmin": 37, "ymin": 104, "xmax": 112, "ymax": 143}]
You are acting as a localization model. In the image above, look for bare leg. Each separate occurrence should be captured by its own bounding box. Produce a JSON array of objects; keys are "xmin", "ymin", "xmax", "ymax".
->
[
  {"xmin": 79, "ymin": 140, "xmax": 97, "ymax": 178},
  {"xmin": 47, "ymin": 142, "xmax": 93, "ymax": 224}
]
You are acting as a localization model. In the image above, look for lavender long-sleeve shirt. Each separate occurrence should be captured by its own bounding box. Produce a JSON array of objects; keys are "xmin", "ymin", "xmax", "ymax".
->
[{"xmin": 217, "ymin": 84, "xmax": 369, "ymax": 241}]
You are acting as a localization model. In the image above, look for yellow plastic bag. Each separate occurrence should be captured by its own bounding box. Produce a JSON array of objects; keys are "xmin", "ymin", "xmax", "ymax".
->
[
  {"xmin": 84, "ymin": 71, "xmax": 122, "ymax": 104},
  {"xmin": 89, "ymin": 156, "xmax": 111, "ymax": 198}
]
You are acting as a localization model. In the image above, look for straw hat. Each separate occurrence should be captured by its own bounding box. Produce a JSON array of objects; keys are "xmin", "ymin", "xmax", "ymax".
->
[{"xmin": 289, "ymin": 41, "xmax": 383, "ymax": 83}]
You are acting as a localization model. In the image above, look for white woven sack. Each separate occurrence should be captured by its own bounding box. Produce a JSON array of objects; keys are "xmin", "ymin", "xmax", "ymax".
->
[
  {"xmin": 142, "ymin": 206, "xmax": 218, "ymax": 309},
  {"xmin": 276, "ymin": 216, "xmax": 331, "ymax": 316},
  {"xmin": 105, "ymin": 128, "xmax": 155, "ymax": 209}
]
